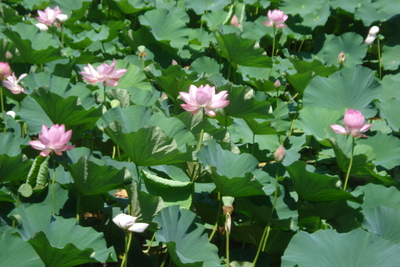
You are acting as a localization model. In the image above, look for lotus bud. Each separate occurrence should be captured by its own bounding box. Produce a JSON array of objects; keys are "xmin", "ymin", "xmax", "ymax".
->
[
  {"xmin": 364, "ymin": 35, "xmax": 376, "ymax": 45},
  {"xmin": 5, "ymin": 51, "xmax": 12, "ymax": 60},
  {"xmin": 369, "ymin": 26, "xmax": 379, "ymax": 36},
  {"xmin": 230, "ymin": 15, "xmax": 240, "ymax": 27},
  {"xmin": 6, "ymin": 111, "xmax": 16, "ymax": 118},
  {"xmin": 274, "ymin": 79, "xmax": 281, "ymax": 88},
  {"xmin": 0, "ymin": 62, "xmax": 11, "ymax": 80},
  {"xmin": 35, "ymin": 23, "xmax": 49, "ymax": 31},
  {"xmin": 172, "ymin": 59, "xmax": 178, "ymax": 65},
  {"xmin": 337, "ymin": 51, "xmax": 346, "ymax": 65},
  {"xmin": 274, "ymin": 145, "xmax": 286, "ymax": 162}
]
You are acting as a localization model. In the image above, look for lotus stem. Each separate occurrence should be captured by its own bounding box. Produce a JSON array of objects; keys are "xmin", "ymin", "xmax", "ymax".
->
[
  {"xmin": 343, "ymin": 136, "xmax": 355, "ymax": 191},
  {"xmin": 121, "ymin": 231, "xmax": 133, "ymax": 267},
  {"xmin": 209, "ymin": 191, "xmax": 222, "ymax": 241}
]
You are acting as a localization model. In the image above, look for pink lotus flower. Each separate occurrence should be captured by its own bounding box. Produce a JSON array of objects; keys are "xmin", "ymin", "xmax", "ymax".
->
[
  {"xmin": 2, "ymin": 73, "xmax": 27, "ymax": 94},
  {"xmin": 263, "ymin": 9, "xmax": 288, "ymax": 28},
  {"xmin": 180, "ymin": 84, "xmax": 229, "ymax": 117},
  {"xmin": 80, "ymin": 60, "xmax": 127, "ymax": 87},
  {"xmin": 330, "ymin": 109, "xmax": 372, "ymax": 138},
  {"xmin": 113, "ymin": 214, "xmax": 149, "ymax": 233},
  {"xmin": 0, "ymin": 62, "xmax": 11, "ymax": 80},
  {"xmin": 29, "ymin": 124, "xmax": 75, "ymax": 157},
  {"xmin": 36, "ymin": 6, "xmax": 66, "ymax": 26}
]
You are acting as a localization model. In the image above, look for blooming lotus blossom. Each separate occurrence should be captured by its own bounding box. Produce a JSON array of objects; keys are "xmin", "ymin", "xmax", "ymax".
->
[
  {"xmin": 80, "ymin": 60, "xmax": 127, "ymax": 87},
  {"xmin": 264, "ymin": 9, "xmax": 288, "ymax": 28},
  {"xmin": 29, "ymin": 124, "xmax": 75, "ymax": 157},
  {"xmin": 330, "ymin": 109, "xmax": 372, "ymax": 138},
  {"xmin": 36, "ymin": 6, "xmax": 67, "ymax": 27},
  {"xmin": 2, "ymin": 73, "xmax": 27, "ymax": 94},
  {"xmin": 180, "ymin": 84, "xmax": 229, "ymax": 117},
  {"xmin": 113, "ymin": 214, "xmax": 149, "ymax": 233},
  {"xmin": 0, "ymin": 62, "xmax": 11, "ymax": 80}
]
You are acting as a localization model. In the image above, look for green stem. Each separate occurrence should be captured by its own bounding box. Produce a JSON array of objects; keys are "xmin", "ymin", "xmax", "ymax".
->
[
  {"xmin": 12, "ymin": 193, "xmax": 20, "ymax": 229},
  {"xmin": 196, "ymin": 109, "xmax": 206, "ymax": 152},
  {"xmin": 343, "ymin": 137, "xmax": 355, "ymax": 191},
  {"xmin": 225, "ymin": 213, "xmax": 230, "ymax": 267},
  {"xmin": 121, "ymin": 232, "xmax": 133, "ymax": 267},
  {"xmin": 51, "ymin": 162, "xmax": 57, "ymax": 215},
  {"xmin": 144, "ymin": 232, "xmax": 156, "ymax": 254},
  {"xmin": 377, "ymin": 38, "xmax": 382, "ymax": 80},
  {"xmin": 267, "ymin": 26, "xmax": 276, "ymax": 80},
  {"xmin": 252, "ymin": 164, "xmax": 280, "ymax": 265},
  {"xmin": 276, "ymin": 88, "xmax": 283, "ymax": 145},
  {"xmin": 136, "ymin": 164, "xmax": 141, "ymax": 190},
  {"xmin": 209, "ymin": 191, "xmax": 221, "ymax": 241},
  {"xmin": 76, "ymin": 194, "xmax": 81, "ymax": 223},
  {"xmin": 1, "ymin": 87, "xmax": 5, "ymax": 133},
  {"xmin": 251, "ymin": 226, "xmax": 268, "ymax": 267},
  {"xmin": 103, "ymin": 84, "xmax": 107, "ymax": 111},
  {"xmin": 251, "ymin": 133, "xmax": 255, "ymax": 155}
]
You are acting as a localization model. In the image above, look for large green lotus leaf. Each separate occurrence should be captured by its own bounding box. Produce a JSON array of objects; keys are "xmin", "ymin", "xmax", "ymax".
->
[
  {"xmin": 126, "ymin": 182, "xmax": 164, "ymax": 223},
  {"xmin": 0, "ymin": 132, "xmax": 28, "ymax": 156},
  {"xmin": 244, "ymin": 118, "xmax": 280, "ymax": 135},
  {"xmin": 286, "ymin": 161, "xmax": 353, "ymax": 201},
  {"xmin": 113, "ymin": 0, "xmax": 154, "ymax": 14},
  {"xmin": 3, "ymin": 23, "xmax": 62, "ymax": 64},
  {"xmin": 0, "ymin": 228, "xmax": 43, "ymax": 267},
  {"xmin": 196, "ymin": 140, "xmax": 264, "ymax": 197},
  {"xmin": 285, "ymin": 58, "xmax": 339, "ymax": 93},
  {"xmin": 376, "ymin": 98, "xmax": 400, "ymax": 132},
  {"xmin": 318, "ymin": 33, "xmax": 367, "ymax": 67},
  {"xmin": 142, "ymin": 170, "xmax": 191, "ymax": 209},
  {"xmin": 104, "ymin": 122, "xmax": 193, "ymax": 166},
  {"xmin": 139, "ymin": 7, "xmax": 190, "ymax": 50},
  {"xmin": 222, "ymin": 85, "xmax": 272, "ymax": 118},
  {"xmin": 329, "ymin": 0, "xmax": 370, "ymax": 13},
  {"xmin": 0, "ymin": 154, "xmax": 32, "ymax": 183},
  {"xmin": 11, "ymin": 204, "xmax": 116, "ymax": 264},
  {"xmin": 101, "ymin": 106, "xmax": 195, "ymax": 149},
  {"xmin": 197, "ymin": 140, "xmax": 258, "ymax": 178},
  {"xmin": 66, "ymin": 156, "xmax": 127, "ymax": 196},
  {"xmin": 358, "ymin": 132, "xmax": 400, "ymax": 170},
  {"xmin": 153, "ymin": 206, "xmax": 220, "ymax": 267},
  {"xmin": 185, "ymin": 0, "xmax": 230, "ymax": 15},
  {"xmin": 363, "ymin": 205, "xmax": 400, "ymax": 244},
  {"xmin": 201, "ymin": 9, "xmax": 231, "ymax": 31},
  {"xmin": 145, "ymin": 64, "xmax": 209, "ymax": 101},
  {"xmin": 214, "ymin": 33, "xmax": 272, "ymax": 68},
  {"xmin": 19, "ymin": 88, "xmax": 102, "ymax": 134},
  {"xmin": 281, "ymin": 228, "xmax": 400, "ymax": 267},
  {"xmin": 295, "ymin": 107, "xmax": 343, "ymax": 141},
  {"xmin": 190, "ymin": 57, "xmax": 220, "ymax": 76},
  {"xmin": 303, "ymin": 66, "xmax": 381, "ymax": 118},
  {"xmin": 112, "ymin": 60, "xmax": 153, "ymax": 92},
  {"xmin": 27, "ymin": 231, "xmax": 100, "ymax": 267},
  {"xmin": 64, "ymin": 26, "xmax": 109, "ymax": 50},
  {"xmin": 382, "ymin": 45, "xmax": 400, "ymax": 71},
  {"xmin": 355, "ymin": 2, "xmax": 400, "ymax": 25},
  {"xmin": 281, "ymin": 0, "xmax": 330, "ymax": 30},
  {"xmin": 380, "ymin": 74, "xmax": 400, "ymax": 101},
  {"xmin": 15, "ymin": 0, "xmax": 50, "ymax": 9},
  {"xmin": 361, "ymin": 184, "xmax": 400, "ymax": 210}
]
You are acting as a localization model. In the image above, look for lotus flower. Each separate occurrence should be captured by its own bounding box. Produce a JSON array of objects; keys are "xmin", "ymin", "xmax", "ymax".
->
[
  {"xmin": 330, "ymin": 109, "xmax": 372, "ymax": 138},
  {"xmin": 365, "ymin": 26, "xmax": 380, "ymax": 45},
  {"xmin": 29, "ymin": 124, "xmax": 75, "ymax": 156},
  {"xmin": 2, "ymin": 73, "xmax": 27, "ymax": 94},
  {"xmin": 113, "ymin": 214, "xmax": 149, "ymax": 233},
  {"xmin": 80, "ymin": 60, "xmax": 127, "ymax": 87},
  {"xmin": 263, "ymin": 9, "xmax": 288, "ymax": 28},
  {"xmin": 180, "ymin": 84, "xmax": 229, "ymax": 117},
  {"xmin": 0, "ymin": 62, "xmax": 11, "ymax": 80},
  {"xmin": 36, "ymin": 6, "xmax": 67, "ymax": 26}
]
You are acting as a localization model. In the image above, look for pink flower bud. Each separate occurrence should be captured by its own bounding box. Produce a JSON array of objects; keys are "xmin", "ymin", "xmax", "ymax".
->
[
  {"xmin": 274, "ymin": 145, "xmax": 285, "ymax": 162},
  {"xmin": 0, "ymin": 62, "xmax": 11, "ymax": 80}
]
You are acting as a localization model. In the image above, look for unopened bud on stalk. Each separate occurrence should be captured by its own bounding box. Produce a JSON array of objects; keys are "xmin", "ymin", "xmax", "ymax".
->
[
  {"xmin": 5, "ymin": 51, "xmax": 12, "ymax": 60},
  {"xmin": 274, "ymin": 79, "xmax": 281, "ymax": 88},
  {"xmin": 337, "ymin": 51, "xmax": 346, "ymax": 65},
  {"xmin": 274, "ymin": 145, "xmax": 286, "ymax": 162}
]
